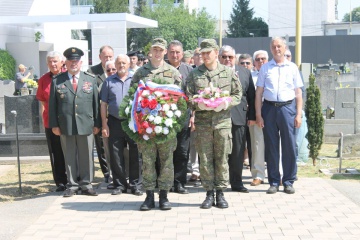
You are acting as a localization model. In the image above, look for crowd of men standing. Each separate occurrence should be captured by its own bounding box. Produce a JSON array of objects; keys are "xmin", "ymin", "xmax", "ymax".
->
[{"xmin": 36, "ymin": 36, "xmax": 303, "ymax": 210}]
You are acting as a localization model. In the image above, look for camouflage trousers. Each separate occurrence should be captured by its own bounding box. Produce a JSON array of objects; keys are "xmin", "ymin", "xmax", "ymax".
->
[
  {"xmin": 194, "ymin": 126, "xmax": 232, "ymax": 191},
  {"xmin": 137, "ymin": 137, "xmax": 177, "ymax": 190}
]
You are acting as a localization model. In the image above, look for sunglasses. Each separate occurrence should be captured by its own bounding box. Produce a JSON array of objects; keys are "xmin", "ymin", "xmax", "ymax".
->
[
  {"xmin": 240, "ymin": 62, "xmax": 251, "ymax": 65},
  {"xmin": 106, "ymin": 68, "xmax": 116, "ymax": 72},
  {"xmin": 285, "ymin": 54, "xmax": 291, "ymax": 58},
  {"xmin": 221, "ymin": 55, "xmax": 234, "ymax": 60},
  {"xmin": 255, "ymin": 57, "xmax": 266, "ymax": 62}
]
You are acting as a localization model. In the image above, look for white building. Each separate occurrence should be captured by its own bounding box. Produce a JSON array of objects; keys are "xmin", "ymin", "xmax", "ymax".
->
[
  {"xmin": 268, "ymin": 0, "xmax": 337, "ymax": 37},
  {"xmin": 0, "ymin": 0, "xmax": 157, "ymax": 77}
]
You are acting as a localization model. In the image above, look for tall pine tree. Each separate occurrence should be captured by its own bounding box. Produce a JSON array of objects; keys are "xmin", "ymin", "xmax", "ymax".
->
[
  {"xmin": 305, "ymin": 74, "xmax": 324, "ymax": 166},
  {"xmin": 227, "ymin": 0, "xmax": 268, "ymax": 38}
]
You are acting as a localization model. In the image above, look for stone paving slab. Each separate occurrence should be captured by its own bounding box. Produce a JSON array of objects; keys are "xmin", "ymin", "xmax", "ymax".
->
[{"xmin": 14, "ymin": 175, "xmax": 360, "ymax": 240}]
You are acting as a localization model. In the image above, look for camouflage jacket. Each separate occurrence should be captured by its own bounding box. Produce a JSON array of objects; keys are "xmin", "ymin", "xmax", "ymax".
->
[
  {"xmin": 131, "ymin": 62, "xmax": 182, "ymax": 87},
  {"xmin": 185, "ymin": 63, "xmax": 242, "ymax": 129}
]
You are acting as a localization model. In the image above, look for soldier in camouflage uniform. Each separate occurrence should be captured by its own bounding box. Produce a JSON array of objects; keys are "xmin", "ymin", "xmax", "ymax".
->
[
  {"xmin": 131, "ymin": 38, "xmax": 182, "ymax": 211},
  {"xmin": 185, "ymin": 39, "xmax": 242, "ymax": 209}
]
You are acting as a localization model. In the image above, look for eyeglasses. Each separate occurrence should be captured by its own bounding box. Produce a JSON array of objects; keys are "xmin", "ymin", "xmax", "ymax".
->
[
  {"xmin": 221, "ymin": 55, "xmax": 234, "ymax": 60},
  {"xmin": 284, "ymin": 54, "xmax": 291, "ymax": 58},
  {"xmin": 255, "ymin": 57, "xmax": 266, "ymax": 62},
  {"xmin": 106, "ymin": 68, "xmax": 116, "ymax": 72},
  {"xmin": 240, "ymin": 62, "xmax": 251, "ymax": 65}
]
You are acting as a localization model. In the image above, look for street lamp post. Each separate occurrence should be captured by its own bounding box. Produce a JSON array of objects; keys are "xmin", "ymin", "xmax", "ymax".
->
[{"xmin": 11, "ymin": 110, "xmax": 22, "ymax": 195}]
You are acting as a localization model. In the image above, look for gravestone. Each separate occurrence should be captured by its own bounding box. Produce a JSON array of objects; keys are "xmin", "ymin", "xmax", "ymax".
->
[
  {"xmin": 0, "ymin": 95, "xmax": 47, "ymax": 157},
  {"xmin": 5, "ymin": 95, "xmax": 40, "ymax": 133},
  {"xmin": 335, "ymin": 88, "xmax": 354, "ymax": 120},
  {"xmin": 0, "ymin": 80, "xmax": 15, "ymax": 132},
  {"xmin": 315, "ymin": 70, "xmax": 337, "ymax": 110},
  {"xmin": 340, "ymin": 87, "xmax": 360, "ymax": 157}
]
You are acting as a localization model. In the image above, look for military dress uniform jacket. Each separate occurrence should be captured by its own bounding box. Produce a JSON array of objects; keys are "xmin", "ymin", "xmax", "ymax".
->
[
  {"xmin": 131, "ymin": 62, "xmax": 182, "ymax": 87},
  {"xmin": 88, "ymin": 63, "xmax": 106, "ymax": 88},
  {"xmin": 230, "ymin": 65, "xmax": 256, "ymax": 126},
  {"xmin": 185, "ymin": 63, "xmax": 242, "ymax": 129},
  {"xmin": 49, "ymin": 71, "xmax": 101, "ymax": 136}
]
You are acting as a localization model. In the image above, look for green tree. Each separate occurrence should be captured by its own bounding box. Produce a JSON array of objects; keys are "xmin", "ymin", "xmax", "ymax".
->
[
  {"xmin": 0, "ymin": 49, "xmax": 16, "ymax": 80},
  {"xmin": 227, "ymin": 0, "xmax": 268, "ymax": 38},
  {"xmin": 90, "ymin": 0, "xmax": 129, "ymax": 13},
  {"xmin": 127, "ymin": 0, "xmax": 148, "ymax": 50},
  {"xmin": 305, "ymin": 74, "xmax": 324, "ymax": 166},
  {"xmin": 132, "ymin": 0, "xmax": 216, "ymax": 51},
  {"xmin": 342, "ymin": 6, "xmax": 360, "ymax": 22}
]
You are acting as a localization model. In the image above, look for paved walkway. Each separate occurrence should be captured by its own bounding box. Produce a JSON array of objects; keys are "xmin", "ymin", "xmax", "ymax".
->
[{"xmin": 1, "ymin": 168, "xmax": 359, "ymax": 240}]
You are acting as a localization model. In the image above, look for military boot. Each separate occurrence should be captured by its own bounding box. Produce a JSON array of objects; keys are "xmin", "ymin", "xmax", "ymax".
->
[
  {"xmin": 200, "ymin": 190, "xmax": 215, "ymax": 209},
  {"xmin": 159, "ymin": 190, "xmax": 171, "ymax": 210},
  {"xmin": 216, "ymin": 190, "xmax": 229, "ymax": 208},
  {"xmin": 140, "ymin": 190, "xmax": 155, "ymax": 211}
]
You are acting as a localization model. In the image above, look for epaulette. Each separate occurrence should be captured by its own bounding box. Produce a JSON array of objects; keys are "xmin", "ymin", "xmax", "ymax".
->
[{"xmin": 84, "ymin": 71, "xmax": 95, "ymax": 78}]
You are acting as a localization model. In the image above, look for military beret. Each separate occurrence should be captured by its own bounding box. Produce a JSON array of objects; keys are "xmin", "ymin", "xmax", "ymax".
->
[
  {"xmin": 127, "ymin": 50, "xmax": 139, "ymax": 57},
  {"xmin": 63, "ymin": 47, "xmax": 84, "ymax": 60},
  {"xmin": 199, "ymin": 39, "xmax": 219, "ymax": 53},
  {"xmin": 152, "ymin": 38, "xmax": 167, "ymax": 50}
]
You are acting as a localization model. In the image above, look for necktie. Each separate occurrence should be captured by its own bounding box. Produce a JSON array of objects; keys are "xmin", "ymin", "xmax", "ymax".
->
[{"xmin": 72, "ymin": 75, "xmax": 77, "ymax": 92}]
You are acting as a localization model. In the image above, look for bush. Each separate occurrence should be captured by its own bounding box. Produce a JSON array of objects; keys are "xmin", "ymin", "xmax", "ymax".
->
[{"xmin": 0, "ymin": 49, "xmax": 16, "ymax": 80}]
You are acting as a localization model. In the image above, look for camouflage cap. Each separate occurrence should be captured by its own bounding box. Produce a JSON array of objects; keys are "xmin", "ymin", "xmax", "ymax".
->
[
  {"xmin": 183, "ymin": 50, "xmax": 192, "ymax": 59},
  {"xmin": 199, "ymin": 39, "xmax": 219, "ymax": 53},
  {"xmin": 151, "ymin": 38, "xmax": 167, "ymax": 50}
]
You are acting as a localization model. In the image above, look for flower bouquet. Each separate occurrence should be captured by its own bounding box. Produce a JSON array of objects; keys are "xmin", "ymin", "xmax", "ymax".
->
[
  {"xmin": 24, "ymin": 79, "xmax": 38, "ymax": 88},
  {"xmin": 192, "ymin": 82, "xmax": 232, "ymax": 112},
  {"xmin": 119, "ymin": 79, "xmax": 188, "ymax": 144}
]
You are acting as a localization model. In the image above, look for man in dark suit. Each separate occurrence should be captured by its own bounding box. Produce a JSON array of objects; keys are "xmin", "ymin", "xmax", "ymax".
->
[
  {"xmin": 88, "ymin": 45, "xmax": 114, "ymax": 183},
  {"xmin": 49, "ymin": 47, "xmax": 101, "ymax": 197},
  {"xmin": 219, "ymin": 45, "xmax": 256, "ymax": 193}
]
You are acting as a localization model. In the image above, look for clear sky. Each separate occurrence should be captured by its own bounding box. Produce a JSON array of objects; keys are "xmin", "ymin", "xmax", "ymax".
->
[{"xmin": 198, "ymin": 0, "xmax": 359, "ymax": 22}]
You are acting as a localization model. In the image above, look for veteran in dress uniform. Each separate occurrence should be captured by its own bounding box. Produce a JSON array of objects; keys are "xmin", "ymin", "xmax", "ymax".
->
[
  {"xmin": 49, "ymin": 47, "xmax": 101, "ymax": 197},
  {"xmin": 131, "ymin": 38, "xmax": 182, "ymax": 211},
  {"xmin": 185, "ymin": 39, "xmax": 242, "ymax": 209}
]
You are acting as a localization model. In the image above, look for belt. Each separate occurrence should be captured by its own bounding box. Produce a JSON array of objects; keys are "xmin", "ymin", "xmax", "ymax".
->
[{"xmin": 264, "ymin": 99, "xmax": 293, "ymax": 107}]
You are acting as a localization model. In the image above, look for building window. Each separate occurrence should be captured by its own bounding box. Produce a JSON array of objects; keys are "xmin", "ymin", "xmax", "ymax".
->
[{"xmin": 335, "ymin": 29, "xmax": 347, "ymax": 35}]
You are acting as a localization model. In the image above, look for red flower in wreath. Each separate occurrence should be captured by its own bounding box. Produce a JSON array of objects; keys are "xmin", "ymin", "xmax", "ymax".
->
[
  {"xmin": 148, "ymin": 99, "xmax": 158, "ymax": 110},
  {"xmin": 141, "ymin": 98, "xmax": 149, "ymax": 108},
  {"xmin": 142, "ymin": 121, "xmax": 150, "ymax": 129}
]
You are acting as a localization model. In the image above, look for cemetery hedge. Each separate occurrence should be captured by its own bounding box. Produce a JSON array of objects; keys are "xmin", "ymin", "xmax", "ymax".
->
[{"xmin": 0, "ymin": 49, "xmax": 16, "ymax": 80}]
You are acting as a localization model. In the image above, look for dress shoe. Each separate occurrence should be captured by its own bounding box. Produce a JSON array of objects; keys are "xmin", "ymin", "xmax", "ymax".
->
[
  {"xmin": 250, "ymin": 179, "xmax": 264, "ymax": 186},
  {"xmin": 284, "ymin": 185, "xmax": 295, "ymax": 194},
  {"xmin": 82, "ymin": 188, "xmax": 98, "ymax": 196},
  {"xmin": 107, "ymin": 183, "xmax": 115, "ymax": 189},
  {"xmin": 173, "ymin": 184, "xmax": 189, "ymax": 194},
  {"xmin": 231, "ymin": 186, "xmax": 249, "ymax": 193},
  {"xmin": 215, "ymin": 190, "xmax": 228, "ymax": 208},
  {"xmin": 200, "ymin": 190, "xmax": 215, "ymax": 209},
  {"xmin": 63, "ymin": 188, "xmax": 76, "ymax": 197},
  {"xmin": 111, "ymin": 188, "xmax": 123, "ymax": 195},
  {"xmin": 140, "ymin": 190, "xmax": 155, "ymax": 211},
  {"xmin": 131, "ymin": 189, "xmax": 143, "ymax": 196},
  {"xmin": 159, "ymin": 190, "xmax": 171, "ymax": 210},
  {"xmin": 55, "ymin": 184, "xmax": 66, "ymax": 192},
  {"xmin": 266, "ymin": 186, "xmax": 279, "ymax": 194}
]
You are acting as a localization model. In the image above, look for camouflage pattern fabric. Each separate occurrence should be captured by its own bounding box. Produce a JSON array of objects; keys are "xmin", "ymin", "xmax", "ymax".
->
[
  {"xmin": 138, "ymin": 138, "xmax": 177, "ymax": 190},
  {"xmin": 185, "ymin": 63, "xmax": 242, "ymax": 191},
  {"xmin": 131, "ymin": 62, "xmax": 182, "ymax": 191}
]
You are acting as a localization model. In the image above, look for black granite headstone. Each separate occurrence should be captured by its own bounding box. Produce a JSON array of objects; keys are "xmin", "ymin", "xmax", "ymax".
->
[{"xmin": 5, "ymin": 95, "xmax": 41, "ymax": 134}]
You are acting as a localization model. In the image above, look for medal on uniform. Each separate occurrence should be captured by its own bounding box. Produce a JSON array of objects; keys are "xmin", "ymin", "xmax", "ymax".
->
[{"xmin": 60, "ymin": 94, "xmax": 64, "ymax": 98}]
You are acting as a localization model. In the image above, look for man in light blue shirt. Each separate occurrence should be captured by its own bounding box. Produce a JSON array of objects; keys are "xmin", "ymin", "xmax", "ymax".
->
[
  {"xmin": 100, "ymin": 54, "xmax": 143, "ymax": 196},
  {"xmin": 255, "ymin": 37, "xmax": 303, "ymax": 195}
]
